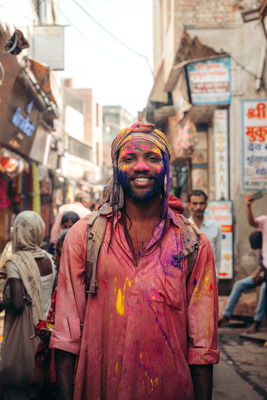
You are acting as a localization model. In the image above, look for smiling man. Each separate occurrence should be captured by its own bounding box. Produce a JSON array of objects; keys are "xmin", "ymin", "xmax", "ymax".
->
[
  {"xmin": 187, "ymin": 190, "xmax": 221, "ymax": 281},
  {"xmin": 50, "ymin": 123, "xmax": 219, "ymax": 400}
]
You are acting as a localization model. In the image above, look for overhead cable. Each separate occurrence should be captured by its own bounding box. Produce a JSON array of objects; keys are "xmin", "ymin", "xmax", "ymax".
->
[{"xmin": 70, "ymin": 0, "xmax": 154, "ymax": 76}]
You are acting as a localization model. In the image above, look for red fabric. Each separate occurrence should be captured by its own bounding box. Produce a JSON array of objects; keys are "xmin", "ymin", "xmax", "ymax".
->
[
  {"xmin": 168, "ymin": 192, "xmax": 184, "ymax": 214},
  {"xmin": 0, "ymin": 177, "xmax": 10, "ymax": 209}
]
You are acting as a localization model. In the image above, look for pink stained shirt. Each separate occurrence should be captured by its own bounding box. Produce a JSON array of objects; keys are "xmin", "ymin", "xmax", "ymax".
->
[
  {"xmin": 50, "ymin": 208, "xmax": 219, "ymax": 400},
  {"xmin": 256, "ymin": 215, "xmax": 267, "ymax": 268}
]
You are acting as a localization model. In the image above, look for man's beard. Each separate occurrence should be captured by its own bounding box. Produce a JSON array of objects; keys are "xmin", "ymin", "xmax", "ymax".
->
[{"xmin": 118, "ymin": 171, "xmax": 165, "ymax": 202}]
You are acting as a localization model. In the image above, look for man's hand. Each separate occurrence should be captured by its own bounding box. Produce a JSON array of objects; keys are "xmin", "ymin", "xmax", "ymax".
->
[
  {"xmin": 245, "ymin": 194, "xmax": 253, "ymax": 206},
  {"xmin": 190, "ymin": 364, "xmax": 213, "ymax": 400},
  {"xmin": 245, "ymin": 195, "xmax": 259, "ymax": 228},
  {"xmin": 55, "ymin": 349, "xmax": 76, "ymax": 400},
  {"xmin": 252, "ymin": 267, "xmax": 264, "ymax": 284}
]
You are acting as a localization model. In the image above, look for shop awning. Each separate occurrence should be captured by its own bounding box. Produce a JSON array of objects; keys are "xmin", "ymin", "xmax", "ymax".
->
[
  {"xmin": 164, "ymin": 30, "xmax": 221, "ymax": 92},
  {"xmin": 147, "ymin": 61, "xmax": 169, "ymax": 105},
  {"xmin": 28, "ymin": 58, "xmax": 56, "ymax": 105}
]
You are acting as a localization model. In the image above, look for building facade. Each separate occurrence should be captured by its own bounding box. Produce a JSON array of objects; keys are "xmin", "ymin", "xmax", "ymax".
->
[
  {"xmin": 102, "ymin": 105, "xmax": 134, "ymax": 182},
  {"xmin": 62, "ymin": 79, "xmax": 103, "ymax": 202},
  {"xmin": 146, "ymin": 0, "xmax": 267, "ymax": 287}
]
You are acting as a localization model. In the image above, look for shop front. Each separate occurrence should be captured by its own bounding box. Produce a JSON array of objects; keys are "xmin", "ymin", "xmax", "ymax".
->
[{"xmin": 0, "ymin": 48, "xmax": 60, "ymax": 250}]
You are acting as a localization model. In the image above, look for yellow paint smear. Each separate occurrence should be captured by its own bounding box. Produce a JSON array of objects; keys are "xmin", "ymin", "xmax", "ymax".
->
[{"xmin": 116, "ymin": 288, "xmax": 125, "ymax": 316}]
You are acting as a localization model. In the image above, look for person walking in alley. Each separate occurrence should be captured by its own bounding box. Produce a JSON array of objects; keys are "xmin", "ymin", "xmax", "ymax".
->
[
  {"xmin": 32, "ymin": 229, "xmax": 69, "ymax": 400},
  {"xmin": 245, "ymin": 193, "xmax": 267, "ymax": 263},
  {"xmin": 50, "ymin": 192, "xmax": 90, "ymax": 243},
  {"xmin": 50, "ymin": 122, "xmax": 219, "ymax": 400},
  {"xmin": 218, "ymin": 231, "xmax": 266, "ymax": 333},
  {"xmin": 48, "ymin": 211, "xmax": 80, "ymax": 256},
  {"xmin": 187, "ymin": 190, "xmax": 221, "ymax": 281},
  {"xmin": 0, "ymin": 211, "xmax": 56, "ymax": 399}
]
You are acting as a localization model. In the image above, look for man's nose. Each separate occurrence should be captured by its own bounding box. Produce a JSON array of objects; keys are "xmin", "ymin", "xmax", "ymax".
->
[{"xmin": 133, "ymin": 161, "xmax": 150, "ymax": 171}]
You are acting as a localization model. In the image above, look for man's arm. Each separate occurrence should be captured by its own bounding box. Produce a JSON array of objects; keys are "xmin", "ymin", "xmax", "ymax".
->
[
  {"xmin": 190, "ymin": 365, "xmax": 213, "ymax": 400},
  {"xmin": 55, "ymin": 349, "xmax": 76, "ymax": 400},
  {"xmin": 245, "ymin": 195, "xmax": 259, "ymax": 228},
  {"xmin": 252, "ymin": 266, "xmax": 264, "ymax": 284}
]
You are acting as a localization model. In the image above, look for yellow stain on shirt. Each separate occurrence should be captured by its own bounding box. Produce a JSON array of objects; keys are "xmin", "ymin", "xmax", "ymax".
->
[
  {"xmin": 116, "ymin": 288, "xmax": 125, "ymax": 315},
  {"xmin": 116, "ymin": 362, "xmax": 118, "ymax": 373}
]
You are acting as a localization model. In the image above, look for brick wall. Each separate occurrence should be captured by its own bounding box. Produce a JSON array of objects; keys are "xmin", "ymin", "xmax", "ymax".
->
[{"xmin": 173, "ymin": 0, "xmax": 261, "ymax": 29}]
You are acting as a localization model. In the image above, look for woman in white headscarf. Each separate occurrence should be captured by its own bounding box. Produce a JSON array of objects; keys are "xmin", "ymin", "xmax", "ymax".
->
[{"xmin": 0, "ymin": 211, "xmax": 56, "ymax": 400}]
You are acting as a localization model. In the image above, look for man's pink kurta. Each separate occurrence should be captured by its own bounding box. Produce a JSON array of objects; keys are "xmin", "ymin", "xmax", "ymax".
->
[{"xmin": 50, "ymin": 206, "xmax": 219, "ymax": 400}]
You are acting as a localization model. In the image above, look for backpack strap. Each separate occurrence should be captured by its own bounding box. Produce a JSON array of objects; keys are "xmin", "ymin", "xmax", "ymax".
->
[
  {"xmin": 176, "ymin": 214, "xmax": 201, "ymax": 283},
  {"xmin": 84, "ymin": 211, "xmax": 200, "ymax": 299},
  {"xmin": 85, "ymin": 211, "xmax": 107, "ymax": 297}
]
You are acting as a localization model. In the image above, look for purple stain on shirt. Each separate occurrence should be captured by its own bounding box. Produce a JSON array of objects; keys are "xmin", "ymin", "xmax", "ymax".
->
[{"xmin": 194, "ymin": 278, "xmax": 197, "ymax": 286}]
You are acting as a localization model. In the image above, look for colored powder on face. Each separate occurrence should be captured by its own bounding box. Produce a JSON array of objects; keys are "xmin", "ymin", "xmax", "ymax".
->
[
  {"xmin": 155, "ymin": 165, "xmax": 161, "ymax": 174},
  {"xmin": 133, "ymin": 161, "xmax": 150, "ymax": 171}
]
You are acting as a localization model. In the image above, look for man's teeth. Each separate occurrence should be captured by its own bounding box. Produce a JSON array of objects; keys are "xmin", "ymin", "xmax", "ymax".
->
[{"xmin": 135, "ymin": 178, "xmax": 148, "ymax": 182}]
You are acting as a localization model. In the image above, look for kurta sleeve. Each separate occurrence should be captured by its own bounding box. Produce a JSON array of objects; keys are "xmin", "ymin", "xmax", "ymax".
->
[
  {"xmin": 50, "ymin": 217, "xmax": 88, "ymax": 355},
  {"xmin": 186, "ymin": 233, "xmax": 220, "ymax": 365}
]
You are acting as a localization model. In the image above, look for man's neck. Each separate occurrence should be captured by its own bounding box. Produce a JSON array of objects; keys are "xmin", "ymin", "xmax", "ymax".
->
[
  {"xmin": 124, "ymin": 193, "xmax": 162, "ymax": 224},
  {"xmin": 191, "ymin": 216, "xmax": 204, "ymax": 228}
]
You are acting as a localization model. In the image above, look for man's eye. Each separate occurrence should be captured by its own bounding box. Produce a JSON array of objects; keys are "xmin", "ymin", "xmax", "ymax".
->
[{"xmin": 147, "ymin": 156, "xmax": 158, "ymax": 162}]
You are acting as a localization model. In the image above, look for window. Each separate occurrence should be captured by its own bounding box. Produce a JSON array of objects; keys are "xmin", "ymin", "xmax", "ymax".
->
[{"xmin": 68, "ymin": 137, "xmax": 92, "ymax": 161}]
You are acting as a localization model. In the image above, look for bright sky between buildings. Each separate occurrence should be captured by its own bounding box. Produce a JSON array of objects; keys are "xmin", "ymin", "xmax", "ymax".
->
[{"xmin": 59, "ymin": 0, "xmax": 154, "ymax": 118}]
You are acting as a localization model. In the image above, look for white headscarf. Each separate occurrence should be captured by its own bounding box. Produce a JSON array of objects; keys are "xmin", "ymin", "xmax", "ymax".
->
[{"xmin": 9, "ymin": 211, "xmax": 46, "ymax": 323}]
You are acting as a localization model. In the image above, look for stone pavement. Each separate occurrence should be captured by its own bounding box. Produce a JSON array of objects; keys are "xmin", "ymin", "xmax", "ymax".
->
[
  {"xmin": 214, "ymin": 326, "xmax": 267, "ymax": 399},
  {"xmin": 1, "ymin": 294, "xmax": 266, "ymax": 398}
]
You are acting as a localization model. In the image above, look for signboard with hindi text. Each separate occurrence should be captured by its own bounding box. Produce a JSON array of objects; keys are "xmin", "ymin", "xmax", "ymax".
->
[
  {"xmin": 214, "ymin": 109, "xmax": 229, "ymax": 200},
  {"xmin": 242, "ymin": 100, "xmax": 267, "ymax": 191},
  {"xmin": 204, "ymin": 201, "xmax": 233, "ymax": 279},
  {"xmin": 186, "ymin": 56, "xmax": 231, "ymax": 105}
]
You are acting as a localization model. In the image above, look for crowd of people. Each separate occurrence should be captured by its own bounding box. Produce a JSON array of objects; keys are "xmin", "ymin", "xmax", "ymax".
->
[{"xmin": 0, "ymin": 122, "xmax": 265, "ymax": 400}]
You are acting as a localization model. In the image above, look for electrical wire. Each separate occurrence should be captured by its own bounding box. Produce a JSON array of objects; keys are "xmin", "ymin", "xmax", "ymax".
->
[
  {"xmin": 17, "ymin": 0, "xmax": 46, "ymax": 26},
  {"xmin": 224, "ymin": 52, "xmax": 258, "ymax": 78},
  {"xmin": 55, "ymin": 2, "xmax": 117, "ymax": 58},
  {"xmin": 70, "ymin": 0, "xmax": 154, "ymax": 76},
  {"xmin": 52, "ymin": 0, "xmax": 152, "ymax": 63},
  {"xmin": 84, "ymin": 0, "xmax": 152, "ymax": 13}
]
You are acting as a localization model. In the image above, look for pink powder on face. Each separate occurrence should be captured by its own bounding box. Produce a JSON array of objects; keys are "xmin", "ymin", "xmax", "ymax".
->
[
  {"xmin": 155, "ymin": 165, "xmax": 161, "ymax": 174},
  {"xmin": 133, "ymin": 161, "xmax": 150, "ymax": 171}
]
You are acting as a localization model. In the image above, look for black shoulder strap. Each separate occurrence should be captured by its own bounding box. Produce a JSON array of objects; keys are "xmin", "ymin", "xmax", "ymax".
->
[{"xmin": 85, "ymin": 211, "xmax": 107, "ymax": 297}]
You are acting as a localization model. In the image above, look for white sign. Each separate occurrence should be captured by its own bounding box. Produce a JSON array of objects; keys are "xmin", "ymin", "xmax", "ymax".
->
[
  {"xmin": 205, "ymin": 201, "xmax": 233, "ymax": 279},
  {"xmin": 33, "ymin": 25, "xmax": 65, "ymax": 70},
  {"xmin": 242, "ymin": 100, "xmax": 267, "ymax": 191},
  {"xmin": 214, "ymin": 109, "xmax": 229, "ymax": 200},
  {"xmin": 186, "ymin": 56, "xmax": 231, "ymax": 105}
]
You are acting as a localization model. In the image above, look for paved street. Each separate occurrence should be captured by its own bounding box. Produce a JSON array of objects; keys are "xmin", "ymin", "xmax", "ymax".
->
[
  {"xmin": 214, "ymin": 326, "xmax": 267, "ymax": 399},
  {"xmin": 1, "ymin": 310, "xmax": 267, "ymax": 398}
]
